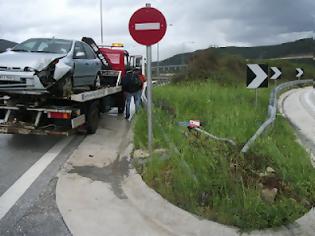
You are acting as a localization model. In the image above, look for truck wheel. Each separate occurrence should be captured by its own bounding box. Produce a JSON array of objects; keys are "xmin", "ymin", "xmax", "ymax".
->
[
  {"xmin": 117, "ymin": 92, "xmax": 125, "ymax": 114},
  {"xmin": 86, "ymin": 101, "xmax": 100, "ymax": 134}
]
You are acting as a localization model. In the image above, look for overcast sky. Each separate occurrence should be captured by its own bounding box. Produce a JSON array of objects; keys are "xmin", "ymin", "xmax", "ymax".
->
[{"xmin": 0, "ymin": 0, "xmax": 314, "ymax": 60}]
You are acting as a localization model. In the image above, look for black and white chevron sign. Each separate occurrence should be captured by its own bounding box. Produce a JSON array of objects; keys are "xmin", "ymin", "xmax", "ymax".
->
[
  {"xmin": 246, "ymin": 64, "xmax": 268, "ymax": 89},
  {"xmin": 270, "ymin": 67, "xmax": 282, "ymax": 80},
  {"xmin": 296, "ymin": 68, "xmax": 304, "ymax": 78}
]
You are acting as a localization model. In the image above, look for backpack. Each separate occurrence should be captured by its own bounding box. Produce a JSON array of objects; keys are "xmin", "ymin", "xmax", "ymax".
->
[{"xmin": 123, "ymin": 71, "xmax": 142, "ymax": 92}]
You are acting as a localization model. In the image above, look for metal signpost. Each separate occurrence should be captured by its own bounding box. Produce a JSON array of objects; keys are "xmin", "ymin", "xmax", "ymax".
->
[{"xmin": 129, "ymin": 3, "xmax": 167, "ymax": 154}]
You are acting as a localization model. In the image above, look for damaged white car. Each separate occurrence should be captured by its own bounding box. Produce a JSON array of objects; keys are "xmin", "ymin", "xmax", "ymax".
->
[{"xmin": 0, "ymin": 38, "xmax": 102, "ymax": 97}]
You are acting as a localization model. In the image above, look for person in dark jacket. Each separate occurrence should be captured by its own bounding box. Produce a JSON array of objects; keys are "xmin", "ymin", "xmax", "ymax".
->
[{"xmin": 122, "ymin": 68, "xmax": 146, "ymax": 119}]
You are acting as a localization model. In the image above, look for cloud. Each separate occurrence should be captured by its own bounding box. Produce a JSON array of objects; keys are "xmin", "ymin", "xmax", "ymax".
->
[{"xmin": 0, "ymin": 0, "xmax": 314, "ymax": 59}]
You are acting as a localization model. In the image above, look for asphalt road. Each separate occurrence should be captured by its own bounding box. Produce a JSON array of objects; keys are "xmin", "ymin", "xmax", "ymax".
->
[
  {"xmin": 0, "ymin": 133, "xmax": 84, "ymax": 235},
  {"xmin": 0, "ymin": 135, "xmax": 60, "ymax": 196}
]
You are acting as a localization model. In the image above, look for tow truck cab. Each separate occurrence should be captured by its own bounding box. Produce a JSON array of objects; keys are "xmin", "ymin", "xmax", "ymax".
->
[{"xmin": 99, "ymin": 44, "xmax": 143, "ymax": 79}]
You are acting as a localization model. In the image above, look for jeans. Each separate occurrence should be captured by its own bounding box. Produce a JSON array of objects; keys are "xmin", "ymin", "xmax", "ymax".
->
[{"xmin": 125, "ymin": 90, "xmax": 142, "ymax": 118}]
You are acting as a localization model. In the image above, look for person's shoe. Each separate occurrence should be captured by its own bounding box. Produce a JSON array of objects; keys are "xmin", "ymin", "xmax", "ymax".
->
[{"xmin": 125, "ymin": 114, "xmax": 130, "ymax": 119}]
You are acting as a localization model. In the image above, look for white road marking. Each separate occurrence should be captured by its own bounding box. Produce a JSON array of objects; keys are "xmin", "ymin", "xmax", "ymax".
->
[
  {"xmin": 135, "ymin": 23, "xmax": 160, "ymax": 30},
  {"xmin": 0, "ymin": 136, "xmax": 73, "ymax": 220}
]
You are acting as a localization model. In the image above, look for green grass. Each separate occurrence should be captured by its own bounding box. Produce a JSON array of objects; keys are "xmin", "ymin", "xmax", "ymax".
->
[{"xmin": 133, "ymin": 80, "xmax": 315, "ymax": 230}]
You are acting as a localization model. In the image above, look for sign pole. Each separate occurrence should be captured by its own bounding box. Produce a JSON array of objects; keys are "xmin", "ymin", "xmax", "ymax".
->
[
  {"xmin": 157, "ymin": 43, "xmax": 160, "ymax": 78},
  {"xmin": 146, "ymin": 45, "xmax": 153, "ymax": 154},
  {"xmin": 129, "ymin": 3, "xmax": 167, "ymax": 155}
]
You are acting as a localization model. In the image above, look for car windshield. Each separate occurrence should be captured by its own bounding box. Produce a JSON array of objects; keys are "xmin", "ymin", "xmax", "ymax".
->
[{"xmin": 12, "ymin": 38, "xmax": 72, "ymax": 54}]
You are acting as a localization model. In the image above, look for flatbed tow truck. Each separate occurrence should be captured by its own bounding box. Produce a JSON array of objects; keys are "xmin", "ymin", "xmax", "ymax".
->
[
  {"xmin": 0, "ymin": 71, "xmax": 122, "ymax": 136},
  {"xmin": 0, "ymin": 37, "xmax": 141, "ymax": 136}
]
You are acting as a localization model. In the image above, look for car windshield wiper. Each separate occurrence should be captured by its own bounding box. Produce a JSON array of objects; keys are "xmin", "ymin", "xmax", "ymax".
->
[
  {"xmin": 11, "ymin": 49, "xmax": 30, "ymax": 52},
  {"xmin": 30, "ymin": 50, "xmax": 56, "ymax": 53}
]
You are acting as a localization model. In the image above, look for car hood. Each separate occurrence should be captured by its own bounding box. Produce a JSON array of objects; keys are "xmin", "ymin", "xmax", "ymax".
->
[{"xmin": 0, "ymin": 51, "xmax": 66, "ymax": 71}]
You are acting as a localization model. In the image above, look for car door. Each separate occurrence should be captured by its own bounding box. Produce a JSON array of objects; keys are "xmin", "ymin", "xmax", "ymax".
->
[
  {"xmin": 82, "ymin": 43, "xmax": 101, "ymax": 85},
  {"xmin": 73, "ymin": 42, "xmax": 90, "ymax": 87}
]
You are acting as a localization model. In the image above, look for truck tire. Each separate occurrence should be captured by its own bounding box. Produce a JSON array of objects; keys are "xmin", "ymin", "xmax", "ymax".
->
[
  {"xmin": 86, "ymin": 101, "xmax": 100, "ymax": 134},
  {"xmin": 117, "ymin": 92, "xmax": 125, "ymax": 114}
]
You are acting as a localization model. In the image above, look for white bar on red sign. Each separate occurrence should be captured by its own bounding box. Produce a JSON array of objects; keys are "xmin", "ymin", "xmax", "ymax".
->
[{"xmin": 135, "ymin": 23, "xmax": 160, "ymax": 30}]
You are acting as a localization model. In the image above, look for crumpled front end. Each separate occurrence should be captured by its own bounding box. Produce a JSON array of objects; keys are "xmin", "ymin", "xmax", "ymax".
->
[{"xmin": 0, "ymin": 59, "xmax": 72, "ymax": 96}]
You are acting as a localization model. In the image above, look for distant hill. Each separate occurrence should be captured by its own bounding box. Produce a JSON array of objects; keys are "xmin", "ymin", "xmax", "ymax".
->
[
  {"xmin": 0, "ymin": 39, "xmax": 17, "ymax": 52},
  {"xmin": 158, "ymin": 38, "xmax": 315, "ymax": 66}
]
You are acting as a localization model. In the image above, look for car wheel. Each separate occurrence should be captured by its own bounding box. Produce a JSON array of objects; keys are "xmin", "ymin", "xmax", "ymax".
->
[
  {"xmin": 94, "ymin": 73, "xmax": 101, "ymax": 90},
  {"xmin": 63, "ymin": 76, "xmax": 73, "ymax": 97},
  {"xmin": 48, "ymin": 74, "xmax": 73, "ymax": 97}
]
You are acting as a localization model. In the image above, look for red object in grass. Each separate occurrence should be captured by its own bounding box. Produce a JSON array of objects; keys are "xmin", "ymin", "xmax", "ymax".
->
[{"xmin": 188, "ymin": 120, "xmax": 201, "ymax": 129}]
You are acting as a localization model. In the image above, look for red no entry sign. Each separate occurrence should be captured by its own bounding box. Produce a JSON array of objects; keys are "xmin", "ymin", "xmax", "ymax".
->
[{"xmin": 129, "ymin": 6, "xmax": 167, "ymax": 46}]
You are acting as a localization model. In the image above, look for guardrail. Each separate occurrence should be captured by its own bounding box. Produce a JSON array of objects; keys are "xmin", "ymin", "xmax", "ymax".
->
[
  {"xmin": 241, "ymin": 79, "xmax": 314, "ymax": 153},
  {"xmin": 141, "ymin": 79, "xmax": 172, "ymax": 104}
]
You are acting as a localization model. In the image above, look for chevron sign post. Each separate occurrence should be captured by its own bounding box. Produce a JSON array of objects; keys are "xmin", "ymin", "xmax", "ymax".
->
[
  {"xmin": 246, "ymin": 64, "xmax": 268, "ymax": 107},
  {"xmin": 296, "ymin": 68, "xmax": 304, "ymax": 79}
]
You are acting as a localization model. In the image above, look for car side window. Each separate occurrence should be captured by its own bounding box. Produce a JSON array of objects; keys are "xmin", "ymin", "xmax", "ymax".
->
[
  {"xmin": 82, "ymin": 43, "xmax": 96, "ymax": 59},
  {"xmin": 74, "ymin": 42, "xmax": 87, "ymax": 59}
]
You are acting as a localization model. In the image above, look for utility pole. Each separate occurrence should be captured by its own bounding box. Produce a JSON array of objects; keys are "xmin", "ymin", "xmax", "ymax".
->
[{"xmin": 100, "ymin": 0, "xmax": 104, "ymax": 44}]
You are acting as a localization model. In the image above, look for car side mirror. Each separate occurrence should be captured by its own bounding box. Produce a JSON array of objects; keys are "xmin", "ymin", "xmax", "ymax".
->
[{"xmin": 75, "ymin": 51, "xmax": 85, "ymax": 58}]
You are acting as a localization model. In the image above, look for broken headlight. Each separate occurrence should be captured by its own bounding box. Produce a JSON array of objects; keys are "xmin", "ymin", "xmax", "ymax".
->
[{"xmin": 24, "ymin": 67, "xmax": 36, "ymax": 72}]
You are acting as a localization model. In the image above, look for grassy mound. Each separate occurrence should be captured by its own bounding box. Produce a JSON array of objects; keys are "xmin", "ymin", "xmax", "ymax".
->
[{"xmin": 133, "ymin": 51, "xmax": 315, "ymax": 230}]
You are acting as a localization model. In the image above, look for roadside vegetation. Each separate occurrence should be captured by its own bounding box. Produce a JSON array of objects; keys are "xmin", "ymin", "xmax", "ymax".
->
[{"xmin": 133, "ymin": 49, "xmax": 315, "ymax": 230}]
